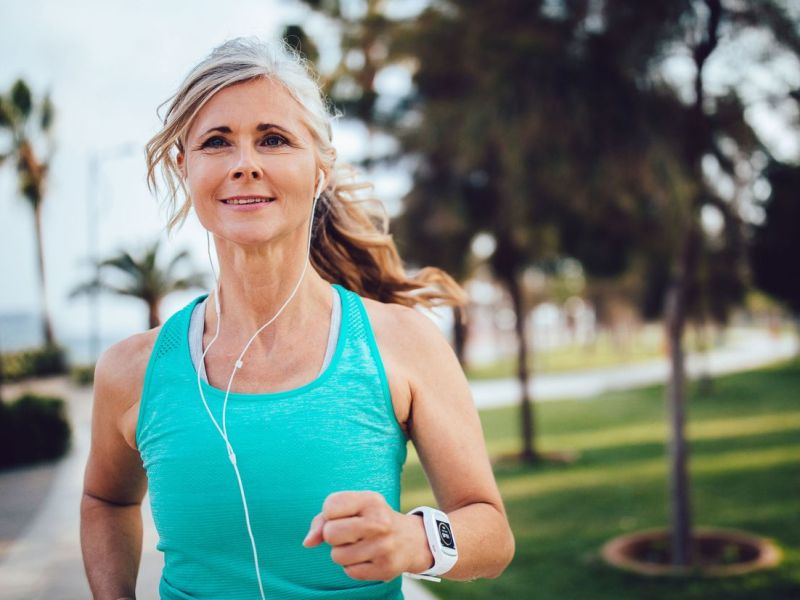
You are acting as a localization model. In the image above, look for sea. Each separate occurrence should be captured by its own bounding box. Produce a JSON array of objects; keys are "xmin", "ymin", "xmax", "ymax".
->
[{"xmin": 0, "ymin": 311, "xmax": 126, "ymax": 365}]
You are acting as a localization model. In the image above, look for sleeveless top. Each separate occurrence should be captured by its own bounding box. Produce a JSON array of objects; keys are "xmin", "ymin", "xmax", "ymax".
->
[{"xmin": 136, "ymin": 284, "xmax": 409, "ymax": 599}]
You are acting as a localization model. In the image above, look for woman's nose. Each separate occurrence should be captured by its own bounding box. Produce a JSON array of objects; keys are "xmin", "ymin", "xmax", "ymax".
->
[
  {"xmin": 231, "ymin": 147, "xmax": 262, "ymax": 180},
  {"xmin": 232, "ymin": 167, "xmax": 261, "ymax": 180}
]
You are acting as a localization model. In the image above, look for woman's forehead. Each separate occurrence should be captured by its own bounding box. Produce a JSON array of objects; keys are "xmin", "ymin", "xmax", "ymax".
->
[{"xmin": 188, "ymin": 78, "xmax": 310, "ymax": 139}]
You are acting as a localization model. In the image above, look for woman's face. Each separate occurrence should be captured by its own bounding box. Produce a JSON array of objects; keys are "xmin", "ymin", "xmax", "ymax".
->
[{"xmin": 178, "ymin": 77, "xmax": 321, "ymax": 246}]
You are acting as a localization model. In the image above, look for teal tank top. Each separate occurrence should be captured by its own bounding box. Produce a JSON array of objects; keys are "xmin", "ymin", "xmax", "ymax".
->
[{"xmin": 136, "ymin": 284, "xmax": 409, "ymax": 599}]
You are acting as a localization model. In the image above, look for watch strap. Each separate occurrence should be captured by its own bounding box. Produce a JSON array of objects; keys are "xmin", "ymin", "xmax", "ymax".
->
[{"xmin": 403, "ymin": 506, "xmax": 458, "ymax": 580}]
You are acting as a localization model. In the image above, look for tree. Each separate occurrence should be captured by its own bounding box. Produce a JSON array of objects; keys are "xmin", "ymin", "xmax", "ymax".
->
[
  {"xmin": 0, "ymin": 79, "xmax": 56, "ymax": 346},
  {"xmin": 69, "ymin": 240, "xmax": 207, "ymax": 329},
  {"xmin": 297, "ymin": 0, "xmax": 800, "ymax": 567},
  {"xmin": 392, "ymin": 150, "xmax": 481, "ymax": 365},
  {"xmin": 298, "ymin": 0, "xmax": 688, "ymax": 463},
  {"xmin": 387, "ymin": 1, "xmax": 688, "ymax": 464},
  {"xmin": 654, "ymin": 0, "xmax": 799, "ymax": 566}
]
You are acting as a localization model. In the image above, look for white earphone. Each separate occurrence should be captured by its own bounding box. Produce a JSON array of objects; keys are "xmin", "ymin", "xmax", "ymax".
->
[
  {"xmin": 314, "ymin": 169, "xmax": 326, "ymax": 200},
  {"xmin": 197, "ymin": 169, "xmax": 325, "ymax": 599}
]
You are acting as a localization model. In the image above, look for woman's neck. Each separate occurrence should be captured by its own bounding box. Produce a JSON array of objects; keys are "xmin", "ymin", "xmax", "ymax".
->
[{"xmin": 205, "ymin": 234, "xmax": 332, "ymax": 354}]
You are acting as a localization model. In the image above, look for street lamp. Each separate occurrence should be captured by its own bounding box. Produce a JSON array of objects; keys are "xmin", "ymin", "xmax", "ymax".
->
[{"xmin": 86, "ymin": 142, "xmax": 137, "ymax": 364}]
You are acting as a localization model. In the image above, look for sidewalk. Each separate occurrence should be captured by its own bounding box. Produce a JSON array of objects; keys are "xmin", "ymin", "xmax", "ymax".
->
[
  {"xmin": 0, "ymin": 329, "xmax": 794, "ymax": 599},
  {"xmin": 469, "ymin": 329, "xmax": 797, "ymax": 409}
]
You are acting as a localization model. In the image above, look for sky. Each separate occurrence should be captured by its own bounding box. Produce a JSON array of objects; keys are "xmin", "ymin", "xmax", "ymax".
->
[
  {"xmin": 0, "ymin": 0, "xmax": 416, "ymax": 353},
  {"xmin": 1, "ymin": 0, "xmax": 798, "ymax": 357}
]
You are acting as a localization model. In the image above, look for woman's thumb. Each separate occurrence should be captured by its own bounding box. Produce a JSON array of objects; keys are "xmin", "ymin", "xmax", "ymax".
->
[{"xmin": 302, "ymin": 513, "xmax": 326, "ymax": 547}]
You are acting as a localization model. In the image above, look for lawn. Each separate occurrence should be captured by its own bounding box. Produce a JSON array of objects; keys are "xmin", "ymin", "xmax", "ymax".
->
[
  {"xmin": 462, "ymin": 324, "xmax": 728, "ymax": 379},
  {"xmin": 400, "ymin": 360, "xmax": 800, "ymax": 599}
]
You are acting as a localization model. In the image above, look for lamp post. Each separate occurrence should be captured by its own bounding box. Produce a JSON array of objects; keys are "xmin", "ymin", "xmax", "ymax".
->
[{"xmin": 86, "ymin": 143, "xmax": 137, "ymax": 365}]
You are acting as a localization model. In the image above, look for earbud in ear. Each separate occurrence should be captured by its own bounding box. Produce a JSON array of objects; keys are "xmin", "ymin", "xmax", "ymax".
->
[{"xmin": 314, "ymin": 169, "xmax": 325, "ymax": 199}]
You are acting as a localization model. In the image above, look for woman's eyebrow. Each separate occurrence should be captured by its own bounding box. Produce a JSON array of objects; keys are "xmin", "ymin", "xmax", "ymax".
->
[{"xmin": 200, "ymin": 123, "xmax": 294, "ymax": 136}]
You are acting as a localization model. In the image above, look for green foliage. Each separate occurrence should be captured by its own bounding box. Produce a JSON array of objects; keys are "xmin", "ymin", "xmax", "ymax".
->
[
  {"xmin": 282, "ymin": 24, "xmax": 320, "ymax": 64},
  {"xmin": 10, "ymin": 79, "xmax": 32, "ymax": 118},
  {"xmin": 751, "ymin": 161, "xmax": 800, "ymax": 316},
  {"xmin": 0, "ymin": 393, "xmax": 71, "ymax": 469},
  {"xmin": 69, "ymin": 364, "xmax": 95, "ymax": 386},
  {"xmin": 40, "ymin": 94, "xmax": 54, "ymax": 132},
  {"xmin": 1, "ymin": 344, "xmax": 67, "ymax": 382},
  {"xmin": 0, "ymin": 96, "xmax": 10, "ymax": 127}
]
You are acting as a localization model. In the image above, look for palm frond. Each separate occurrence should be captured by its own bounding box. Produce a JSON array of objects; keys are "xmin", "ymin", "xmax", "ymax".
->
[
  {"xmin": 40, "ymin": 93, "xmax": 54, "ymax": 132},
  {"xmin": 10, "ymin": 79, "xmax": 32, "ymax": 118}
]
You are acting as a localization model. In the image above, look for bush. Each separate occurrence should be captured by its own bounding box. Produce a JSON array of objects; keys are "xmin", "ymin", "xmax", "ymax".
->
[
  {"xmin": 70, "ymin": 364, "xmax": 95, "ymax": 386},
  {"xmin": 0, "ymin": 344, "xmax": 68, "ymax": 382},
  {"xmin": 0, "ymin": 393, "xmax": 72, "ymax": 469}
]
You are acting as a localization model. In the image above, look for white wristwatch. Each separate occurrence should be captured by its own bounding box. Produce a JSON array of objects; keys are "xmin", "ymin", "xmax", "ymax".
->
[{"xmin": 403, "ymin": 506, "xmax": 458, "ymax": 582}]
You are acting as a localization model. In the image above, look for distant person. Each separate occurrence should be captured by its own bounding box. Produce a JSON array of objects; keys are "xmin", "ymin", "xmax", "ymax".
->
[{"xmin": 80, "ymin": 37, "xmax": 514, "ymax": 599}]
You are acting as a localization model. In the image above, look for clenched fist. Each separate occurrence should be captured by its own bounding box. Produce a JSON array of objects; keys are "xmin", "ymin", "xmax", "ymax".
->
[{"xmin": 302, "ymin": 490, "xmax": 434, "ymax": 582}]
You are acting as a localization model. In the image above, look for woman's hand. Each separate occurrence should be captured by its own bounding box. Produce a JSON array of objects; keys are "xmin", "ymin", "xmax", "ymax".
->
[{"xmin": 302, "ymin": 491, "xmax": 433, "ymax": 582}]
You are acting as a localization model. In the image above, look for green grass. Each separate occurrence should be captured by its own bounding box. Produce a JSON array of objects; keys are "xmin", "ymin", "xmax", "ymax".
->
[
  {"xmin": 400, "ymin": 360, "xmax": 800, "ymax": 599},
  {"xmin": 464, "ymin": 326, "xmax": 682, "ymax": 379}
]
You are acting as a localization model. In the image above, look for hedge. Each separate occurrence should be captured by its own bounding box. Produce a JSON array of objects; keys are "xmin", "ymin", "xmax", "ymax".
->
[
  {"xmin": 0, "ymin": 344, "xmax": 68, "ymax": 382},
  {"xmin": 0, "ymin": 393, "xmax": 72, "ymax": 469}
]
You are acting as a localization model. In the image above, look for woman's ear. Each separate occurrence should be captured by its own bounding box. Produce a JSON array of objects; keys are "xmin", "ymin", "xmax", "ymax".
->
[
  {"xmin": 314, "ymin": 169, "xmax": 326, "ymax": 199},
  {"xmin": 176, "ymin": 153, "xmax": 186, "ymax": 179}
]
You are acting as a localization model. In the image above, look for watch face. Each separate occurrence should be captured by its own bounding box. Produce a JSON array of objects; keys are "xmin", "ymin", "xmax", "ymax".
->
[{"xmin": 436, "ymin": 520, "xmax": 456, "ymax": 550}]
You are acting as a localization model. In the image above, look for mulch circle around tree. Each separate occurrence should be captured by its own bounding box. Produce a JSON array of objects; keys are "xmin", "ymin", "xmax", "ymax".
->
[{"xmin": 601, "ymin": 527, "xmax": 782, "ymax": 577}]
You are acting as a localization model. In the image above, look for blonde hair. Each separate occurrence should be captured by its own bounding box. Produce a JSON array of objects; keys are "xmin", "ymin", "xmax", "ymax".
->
[{"xmin": 145, "ymin": 36, "xmax": 466, "ymax": 310}]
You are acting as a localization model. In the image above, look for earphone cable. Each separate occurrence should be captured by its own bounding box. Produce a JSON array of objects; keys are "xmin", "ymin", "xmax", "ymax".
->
[{"xmin": 195, "ymin": 184, "xmax": 322, "ymax": 600}]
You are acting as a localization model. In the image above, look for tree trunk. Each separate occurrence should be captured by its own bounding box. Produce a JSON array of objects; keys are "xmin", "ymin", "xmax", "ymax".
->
[
  {"xmin": 505, "ymin": 273, "xmax": 537, "ymax": 464},
  {"xmin": 148, "ymin": 300, "xmax": 161, "ymax": 329},
  {"xmin": 452, "ymin": 305, "xmax": 469, "ymax": 368},
  {"xmin": 664, "ymin": 226, "xmax": 701, "ymax": 567},
  {"xmin": 662, "ymin": 0, "xmax": 722, "ymax": 567},
  {"xmin": 33, "ymin": 203, "xmax": 55, "ymax": 346}
]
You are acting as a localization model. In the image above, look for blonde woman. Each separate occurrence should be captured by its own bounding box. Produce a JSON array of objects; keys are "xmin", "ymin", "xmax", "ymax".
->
[{"xmin": 80, "ymin": 37, "xmax": 514, "ymax": 600}]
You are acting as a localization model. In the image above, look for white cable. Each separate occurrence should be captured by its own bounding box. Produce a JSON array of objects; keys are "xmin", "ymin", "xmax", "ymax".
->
[{"xmin": 195, "ymin": 177, "xmax": 323, "ymax": 600}]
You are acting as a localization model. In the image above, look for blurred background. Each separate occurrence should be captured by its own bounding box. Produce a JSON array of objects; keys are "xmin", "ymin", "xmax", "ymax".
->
[{"xmin": 1, "ymin": 1, "xmax": 799, "ymax": 598}]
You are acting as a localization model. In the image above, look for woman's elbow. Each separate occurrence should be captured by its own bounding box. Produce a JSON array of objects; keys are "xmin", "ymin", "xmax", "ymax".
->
[{"xmin": 489, "ymin": 526, "xmax": 515, "ymax": 578}]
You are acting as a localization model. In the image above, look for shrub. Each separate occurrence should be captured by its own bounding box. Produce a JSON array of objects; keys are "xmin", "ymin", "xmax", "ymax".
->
[
  {"xmin": 0, "ymin": 393, "xmax": 72, "ymax": 469},
  {"xmin": 0, "ymin": 344, "xmax": 68, "ymax": 382},
  {"xmin": 70, "ymin": 364, "xmax": 95, "ymax": 386}
]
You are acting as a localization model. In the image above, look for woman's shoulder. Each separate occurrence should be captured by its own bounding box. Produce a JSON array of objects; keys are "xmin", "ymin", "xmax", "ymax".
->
[
  {"xmin": 94, "ymin": 326, "xmax": 162, "ymax": 412},
  {"xmin": 359, "ymin": 296, "xmax": 453, "ymax": 368}
]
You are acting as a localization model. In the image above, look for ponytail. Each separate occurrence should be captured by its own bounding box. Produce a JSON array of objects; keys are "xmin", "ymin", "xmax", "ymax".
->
[{"xmin": 311, "ymin": 163, "xmax": 467, "ymax": 310}]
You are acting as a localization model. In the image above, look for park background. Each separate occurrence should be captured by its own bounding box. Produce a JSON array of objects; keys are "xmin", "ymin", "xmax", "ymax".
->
[{"xmin": 1, "ymin": 0, "xmax": 799, "ymax": 598}]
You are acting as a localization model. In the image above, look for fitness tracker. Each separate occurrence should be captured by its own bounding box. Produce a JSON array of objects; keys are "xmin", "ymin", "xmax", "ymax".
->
[{"xmin": 403, "ymin": 506, "xmax": 458, "ymax": 582}]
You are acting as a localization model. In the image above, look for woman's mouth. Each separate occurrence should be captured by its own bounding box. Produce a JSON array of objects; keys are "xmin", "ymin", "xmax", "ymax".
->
[{"xmin": 221, "ymin": 196, "xmax": 275, "ymax": 205}]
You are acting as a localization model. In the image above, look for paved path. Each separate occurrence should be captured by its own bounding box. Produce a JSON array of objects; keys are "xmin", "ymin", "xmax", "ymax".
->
[
  {"xmin": 470, "ymin": 329, "xmax": 797, "ymax": 409},
  {"xmin": 0, "ymin": 328, "xmax": 794, "ymax": 599}
]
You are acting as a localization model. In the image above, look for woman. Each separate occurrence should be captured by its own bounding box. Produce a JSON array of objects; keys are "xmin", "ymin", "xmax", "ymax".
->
[{"xmin": 80, "ymin": 37, "xmax": 514, "ymax": 599}]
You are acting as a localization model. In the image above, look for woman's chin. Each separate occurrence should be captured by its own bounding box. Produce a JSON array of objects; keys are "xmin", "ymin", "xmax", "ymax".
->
[{"xmin": 216, "ymin": 224, "xmax": 284, "ymax": 247}]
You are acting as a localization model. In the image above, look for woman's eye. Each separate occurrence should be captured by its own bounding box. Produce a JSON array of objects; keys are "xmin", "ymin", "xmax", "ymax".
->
[
  {"xmin": 201, "ymin": 136, "xmax": 228, "ymax": 149},
  {"xmin": 263, "ymin": 134, "xmax": 287, "ymax": 147}
]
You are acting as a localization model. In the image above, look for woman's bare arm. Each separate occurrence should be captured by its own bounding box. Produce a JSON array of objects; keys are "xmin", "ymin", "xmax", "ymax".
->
[
  {"xmin": 81, "ymin": 333, "xmax": 153, "ymax": 599},
  {"xmin": 375, "ymin": 303, "xmax": 515, "ymax": 581}
]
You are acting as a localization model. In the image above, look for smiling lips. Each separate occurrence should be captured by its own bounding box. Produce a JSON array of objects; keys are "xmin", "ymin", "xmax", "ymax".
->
[{"xmin": 220, "ymin": 196, "xmax": 275, "ymax": 205}]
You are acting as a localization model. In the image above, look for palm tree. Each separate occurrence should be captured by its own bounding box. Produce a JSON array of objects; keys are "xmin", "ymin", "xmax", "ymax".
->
[
  {"xmin": 69, "ymin": 239, "xmax": 208, "ymax": 329},
  {"xmin": 0, "ymin": 79, "xmax": 56, "ymax": 346}
]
